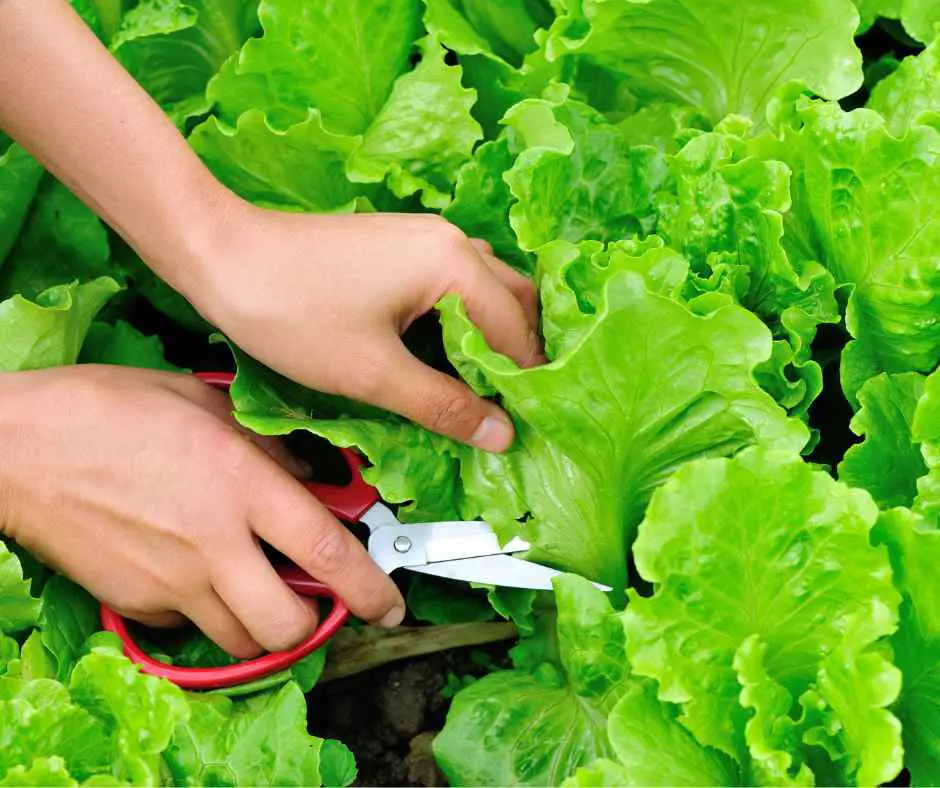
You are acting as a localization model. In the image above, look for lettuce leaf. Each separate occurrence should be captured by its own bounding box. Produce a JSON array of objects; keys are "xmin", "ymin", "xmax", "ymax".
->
[
  {"xmin": 0, "ymin": 146, "xmax": 43, "ymax": 267},
  {"xmin": 868, "ymin": 38, "xmax": 940, "ymax": 135},
  {"xmin": 770, "ymin": 97, "xmax": 940, "ymax": 401},
  {"xmin": 623, "ymin": 448, "xmax": 901, "ymax": 780},
  {"xmin": 110, "ymin": 0, "xmax": 260, "ymax": 128},
  {"xmin": 838, "ymin": 372, "xmax": 929, "ymax": 509},
  {"xmin": 0, "ymin": 542, "xmax": 41, "ymax": 635},
  {"xmin": 876, "ymin": 508, "xmax": 940, "ymax": 784},
  {"xmin": 435, "ymin": 575, "xmax": 632, "ymax": 785},
  {"xmin": 208, "ymin": 0, "xmax": 420, "ymax": 133},
  {"xmin": 0, "ymin": 278, "xmax": 121, "ymax": 371},
  {"xmin": 539, "ymin": 0, "xmax": 862, "ymax": 124}
]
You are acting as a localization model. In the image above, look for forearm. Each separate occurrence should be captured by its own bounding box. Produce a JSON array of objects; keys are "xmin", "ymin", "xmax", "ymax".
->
[{"xmin": 0, "ymin": 0, "xmax": 237, "ymax": 297}]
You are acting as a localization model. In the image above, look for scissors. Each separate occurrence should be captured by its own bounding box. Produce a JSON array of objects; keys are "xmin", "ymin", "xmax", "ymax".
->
[{"xmin": 100, "ymin": 371, "xmax": 603, "ymax": 690}]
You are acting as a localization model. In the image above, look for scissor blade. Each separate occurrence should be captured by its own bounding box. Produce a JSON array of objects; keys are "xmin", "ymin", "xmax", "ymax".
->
[{"xmin": 407, "ymin": 553, "xmax": 563, "ymax": 590}]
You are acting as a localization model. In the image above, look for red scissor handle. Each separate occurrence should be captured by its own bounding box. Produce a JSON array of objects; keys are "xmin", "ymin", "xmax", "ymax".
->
[{"xmin": 99, "ymin": 370, "xmax": 381, "ymax": 690}]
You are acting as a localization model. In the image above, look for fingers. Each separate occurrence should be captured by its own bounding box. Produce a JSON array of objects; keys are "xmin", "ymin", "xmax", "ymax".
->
[
  {"xmin": 132, "ymin": 611, "xmax": 187, "ymax": 629},
  {"xmin": 450, "ymin": 254, "xmax": 545, "ymax": 370},
  {"xmin": 478, "ymin": 253, "xmax": 540, "ymax": 335},
  {"xmin": 181, "ymin": 591, "xmax": 264, "ymax": 660},
  {"xmin": 246, "ymin": 455, "xmax": 405, "ymax": 629},
  {"xmin": 209, "ymin": 534, "xmax": 324, "ymax": 653},
  {"xmin": 365, "ymin": 341, "xmax": 515, "ymax": 452},
  {"xmin": 468, "ymin": 238, "xmax": 540, "ymax": 335}
]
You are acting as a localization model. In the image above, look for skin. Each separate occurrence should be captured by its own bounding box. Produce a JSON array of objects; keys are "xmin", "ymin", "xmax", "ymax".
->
[{"xmin": 0, "ymin": 0, "xmax": 545, "ymax": 658}]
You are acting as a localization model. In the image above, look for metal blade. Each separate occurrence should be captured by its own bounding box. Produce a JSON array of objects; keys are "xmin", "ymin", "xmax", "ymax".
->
[
  {"xmin": 407, "ymin": 554, "xmax": 563, "ymax": 590},
  {"xmin": 367, "ymin": 520, "xmax": 531, "ymax": 574}
]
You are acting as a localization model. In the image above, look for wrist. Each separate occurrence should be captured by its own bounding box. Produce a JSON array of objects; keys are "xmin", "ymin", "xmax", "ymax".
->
[{"xmin": 131, "ymin": 175, "xmax": 252, "ymax": 323}]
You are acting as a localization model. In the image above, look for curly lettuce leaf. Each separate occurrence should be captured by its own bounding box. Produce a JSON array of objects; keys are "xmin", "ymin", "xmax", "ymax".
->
[
  {"xmin": 770, "ymin": 98, "xmax": 940, "ymax": 401},
  {"xmin": 838, "ymin": 372, "xmax": 928, "ymax": 509},
  {"xmin": 868, "ymin": 38, "xmax": 940, "ymax": 135},
  {"xmin": 540, "ymin": 0, "xmax": 863, "ymax": 124},
  {"xmin": 346, "ymin": 37, "xmax": 483, "ymax": 208},
  {"xmin": 0, "ymin": 278, "xmax": 121, "ymax": 371},
  {"xmin": 444, "ymin": 269, "xmax": 807, "ymax": 588},
  {"xmin": 442, "ymin": 136, "xmax": 530, "ymax": 271},
  {"xmin": 164, "ymin": 682, "xmax": 337, "ymax": 786},
  {"xmin": 208, "ymin": 0, "xmax": 420, "ymax": 133},
  {"xmin": 0, "ymin": 145, "xmax": 43, "ymax": 267},
  {"xmin": 623, "ymin": 448, "xmax": 900, "ymax": 775},
  {"xmin": 435, "ymin": 575, "xmax": 631, "ymax": 786},
  {"xmin": 913, "ymin": 368, "xmax": 940, "ymax": 522},
  {"xmin": 566, "ymin": 680, "xmax": 739, "ymax": 787},
  {"xmin": 79, "ymin": 320, "xmax": 182, "ymax": 372},
  {"xmin": 658, "ymin": 121, "xmax": 839, "ymax": 416},
  {"xmin": 875, "ymin": 508, "xmax": 940, "ymax": 784},
  {"xmin": 503, "ymin": 92, "xmax": 667, "ymax": 251},
  {"xmin": 0, "ymin": 542, "xmax": 41, "ymax": 635},
  {"xmin": 189, "ymin": 109, "xmax": 374, "ymax": 212},
  {"xmin": 0, "ymin": 180, "xmax": 117, "ymax": 301},
  {"xmin": 111, "ymin": 0, "xmax": 260, "ymax": 128}
]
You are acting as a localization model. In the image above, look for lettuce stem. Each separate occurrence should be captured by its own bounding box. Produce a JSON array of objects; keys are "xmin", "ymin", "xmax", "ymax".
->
[{"xmin": 320, "ymin": 622, "xmax": 517, "ymax": 683}]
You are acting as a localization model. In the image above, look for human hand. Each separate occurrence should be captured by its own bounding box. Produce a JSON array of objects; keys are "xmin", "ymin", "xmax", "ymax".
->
[
  {"xmin": 0, "ymin": 365, "xmax": 405, "ymax": 657},
  {"xmin": 185, "ymin": 208, "xmax": 545, "ymax": 453}
]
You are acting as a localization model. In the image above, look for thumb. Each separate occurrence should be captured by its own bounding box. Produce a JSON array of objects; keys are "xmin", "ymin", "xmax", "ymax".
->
[{"xmin": 369, "ymin": 343, "xmax": 515, "ymax": 452}]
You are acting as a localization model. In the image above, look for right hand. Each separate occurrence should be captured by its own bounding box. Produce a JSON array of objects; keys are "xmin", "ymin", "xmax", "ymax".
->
[{"xmin": 0, "ymin": 364, "xmax": 405, "ymax": 658}]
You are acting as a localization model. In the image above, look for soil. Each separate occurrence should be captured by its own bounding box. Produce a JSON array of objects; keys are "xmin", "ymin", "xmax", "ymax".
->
[{"xmin": 307, "ymin": 645, "xmax": 506, "ymax": 788}]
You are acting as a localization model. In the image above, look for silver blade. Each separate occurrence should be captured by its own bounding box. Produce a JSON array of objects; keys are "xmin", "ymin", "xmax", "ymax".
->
[
  {"xmin": 407, "ymin": 553, "xmax": 563, "ymax": 590},
  {"xmin": 368, "ymin": 520, "xmax": 531, "ymax": 573}
]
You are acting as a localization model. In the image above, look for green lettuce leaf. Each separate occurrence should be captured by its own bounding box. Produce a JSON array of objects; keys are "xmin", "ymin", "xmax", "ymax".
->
[
  {"xmin": 868, "ymin": 38, "xmax": 940, "ymax": 135},
  {"xmin": 346, "ymin": 37, "xmax": 482, "ymax": 208},
  {"xmin": 435, "ymin": 575, "xmax": 631, "ymax": 785},
  {"xmin": 838, "ymin": 372, "xmax": 928, "ymax": 509},
  {"xmin": 503, "ymin": 91, "xmax": 667, "ymax": 251},
  {"xmin": 189, "ymin": 109, "xmax": 373, "ymax": 211},
  {"xmin": 0, "ymin": 278, "xmax": 122, "ymax": 371},
  {"xmin": 875, "ymin": 508, "xmax": 940, "ymax": 784},
  {"xmin": 770, "ymin": 97, "xmax": 940, "ymax": 401},
  {"xmin": 0, "ymin": 542, "xmax": 41, "ymax": 635},
  {"xmin": 111, "ymin": 0, "xmax": 260, "ymax": 128},
  {"xmin": 443, "ymin": 136, "xmax": 531, "ymax": 272},
  {"xmin": 540, "ymin": 0, "xmax": 863, "ymax": 124},
  {"xmin": 38, "ymin": 577, "xmax": 101, "ymax": 682},
  {"xmin": 899, "ymin": 0, "xmax": 940, "ymax": 42},
  {"xmin": 207, "ymin": 0, "xmax": 420, "ymax": 133},
  {"xmin": 0, "ymin": 145, "xmax": 43, "ymax": 267},
  {"xmin": 565, "ymin": 680, "xmax": 739, "ymax": 787},
  {"xmin": 79, "ymin": 320, "xmax": 182, "ymax": 371},
  {"xmin": 164, "ymin": 682, "xmax": 331, "ymax": 786},
  {"xmin": 0, "ymin": 180, "xmax": 117, "ymax": 302},
  {"xmin": 0, "ymin": 757, "xmax": 77, "ymax": 787},
  {"xmin": 913, "ymin": 368, "xmax": 940, "ymax": 522},
  {"xmin": 623, "ymin": 447, "xmax": 901, "ymax": 779},
  {"xmin": 658, "ymin": 120, "xmax": 839, "ymax": 417}
]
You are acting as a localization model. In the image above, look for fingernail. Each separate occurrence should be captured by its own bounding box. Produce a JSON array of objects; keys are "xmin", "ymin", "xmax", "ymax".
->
[
  {"xmin": 471, "ymin": 414, "xmax": 514, "ymax": 452},
  {"xmin": 379, "ymin": 606, "xmax": 405, "ymax": 629}
]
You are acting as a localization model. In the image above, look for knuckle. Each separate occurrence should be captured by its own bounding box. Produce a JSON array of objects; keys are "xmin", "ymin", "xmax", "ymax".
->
[
  {"xmin": 261, "ymin": 612, "xmax": 314, "ymax": 652},
  {"xmin": 425, "ymin": 388, "xmax": 478, "ymax": 435},
  {"xmin": 300, "ymin": 525, "xmax": 352, "ymax": 576}
]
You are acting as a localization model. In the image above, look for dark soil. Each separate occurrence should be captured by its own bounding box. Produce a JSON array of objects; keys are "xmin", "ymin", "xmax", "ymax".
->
[{"xmin": 306, "ymin": 646, "xmax": 505, "ymax": 788}]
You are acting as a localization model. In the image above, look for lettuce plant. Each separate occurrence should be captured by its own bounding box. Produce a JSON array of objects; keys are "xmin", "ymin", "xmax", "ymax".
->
[{"xmin": 1, "ymin": 0, "xmax": 940, "ymax": 784}]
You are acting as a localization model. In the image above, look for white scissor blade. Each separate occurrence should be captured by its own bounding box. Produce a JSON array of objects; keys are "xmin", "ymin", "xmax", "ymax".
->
[{"xmin": 407, "ymin": 553, "xmax": 562, "ymax": 590}]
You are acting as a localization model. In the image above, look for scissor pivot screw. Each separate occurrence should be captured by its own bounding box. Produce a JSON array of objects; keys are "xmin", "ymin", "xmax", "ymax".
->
[{"xmin": 393, "ymin": 536, "xmax": 412, "ymax": 553}]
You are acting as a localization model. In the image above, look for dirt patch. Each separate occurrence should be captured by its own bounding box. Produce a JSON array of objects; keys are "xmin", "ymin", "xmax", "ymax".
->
[{"xmin": 307, "ymin": 646, "xmax": 506, "ymax": 787}]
